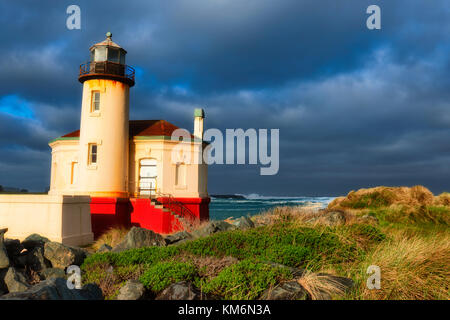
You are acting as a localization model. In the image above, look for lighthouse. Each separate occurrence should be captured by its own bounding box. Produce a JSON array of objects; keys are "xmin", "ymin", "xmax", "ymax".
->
[
  {"xmin": 77, "ymin": 32, "xmax": 133, "ymax": 198},
  {"xmin": 45, "ymin": 33, "xmax": 210, "ymax": 237},
  {"xmin": 0, "ymin": 33, "xmax": 210, "ymax": 245}
]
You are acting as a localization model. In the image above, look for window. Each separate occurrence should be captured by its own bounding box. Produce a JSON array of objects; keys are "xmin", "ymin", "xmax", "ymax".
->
[
  {"xmin": 107, "ymin": 48, "xmax": 120, "ymax": 63},
  {"xmin": 70, "ymin": 162, "xmax": 78, "ymax": 185},
  {"xmin": 88, "ymin": 144, "xmax": 98, "ymax": 165},
  {"xmin": 94, "ymin": 46, "xmax": 107, "ymax": 62},
  {"xmin": 175, "ymin": 163, "xmax": 186, "ymax": 186},
  {"xmin": 91, "ymin": 91, "xmax": 100, "ymax": 112}
]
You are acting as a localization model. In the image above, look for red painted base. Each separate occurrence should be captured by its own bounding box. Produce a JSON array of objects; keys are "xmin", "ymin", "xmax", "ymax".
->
[{"xmin": 90, "ymin": 196, "xmax": 210, "ymax": 238}]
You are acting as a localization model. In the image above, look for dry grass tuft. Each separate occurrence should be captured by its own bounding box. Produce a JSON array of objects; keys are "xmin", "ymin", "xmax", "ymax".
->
[
  {"xmin": 329, "ymin": 185, "xmax": 435, "ymax": 211},
  {"xmin": 252, "ymin": 206, "xmax": 322, "ymax": 227},
  {"xmin": 297, "ymin": 271, "xmax": 348, "ymax": 300},
  {"xmin": 356, "ymin": 231, "xmax": 450, "ymax": 300},
  {"xmin": 435, "ymin": 192, "xmax": 450, "ymax": 206},
  {"xmin": 90, "ymin": 226, "xmax": 130, "ymax": 252}
]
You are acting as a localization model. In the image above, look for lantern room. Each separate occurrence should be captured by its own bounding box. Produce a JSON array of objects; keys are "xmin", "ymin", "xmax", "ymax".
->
[{"xmin": 79, "ymin": 32, "xmax": 135, "ymax": 87}]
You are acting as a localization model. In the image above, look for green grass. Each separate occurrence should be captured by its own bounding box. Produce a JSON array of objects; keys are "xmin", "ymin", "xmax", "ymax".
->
[
  {"xmin": 81, "ymin": 222, "xmax": 385, "ymax": 299},
  {"xmin": 201, "ymin": 259, "xmax": 292, "ymax": 300},
  {"xmin": 139, "ymin": 261, "xmax": 197, "ymax": 292}
]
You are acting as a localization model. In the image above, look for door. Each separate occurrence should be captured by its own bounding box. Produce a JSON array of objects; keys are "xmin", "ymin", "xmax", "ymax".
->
[{"xmin": 139, "ymin": 159, "xmax": 157, "ymax": 197}]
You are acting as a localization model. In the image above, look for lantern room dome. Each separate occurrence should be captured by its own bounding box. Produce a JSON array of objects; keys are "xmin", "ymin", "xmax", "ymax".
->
[{"xmin": 79, "ymin": 32, "xmax": 135, "ymax": 87}]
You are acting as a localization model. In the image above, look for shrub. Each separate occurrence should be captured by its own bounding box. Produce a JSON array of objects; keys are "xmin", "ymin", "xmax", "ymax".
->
[
  {"xmin": 180, "ymin": 224, "xmax": 358, "ymax": 269},
  {"xmin": 82, "ymin": 262, "xmax": 145, "ymax": 299},
  {"xmin": 203, "ymin": 259, "xmax": 292, "ymax": 300},
  {"xmin": 139, "ymin": 261, "xmax": 197, "ymax": 292},
  {"xmin": 82, "ymin": 245, "xmax": 181, "ymax": 269}
]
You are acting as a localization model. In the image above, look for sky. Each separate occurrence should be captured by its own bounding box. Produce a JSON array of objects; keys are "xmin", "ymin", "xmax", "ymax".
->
[{"xmin": 0, "ymin": 0, "xmax": 449, "ymax": 196}]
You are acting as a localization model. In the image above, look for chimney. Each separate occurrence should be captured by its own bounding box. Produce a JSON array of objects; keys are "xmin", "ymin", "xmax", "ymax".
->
[{"xmin": 193, "ymin": 108, "xmax": 205, "ymax": 141}]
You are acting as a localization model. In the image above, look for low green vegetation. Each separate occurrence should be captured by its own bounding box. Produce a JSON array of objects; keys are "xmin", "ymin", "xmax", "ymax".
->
[
  {"xmin": 82, "ymin": 220, "xmax": 385, "ymax": 299},
  {"xmin": 82, "ymin": 185, "xmax": 449, "ymax": 300},
  {"xmin": 140, "ymin": 261, "xmax": 197, "ymax": 292},
  {"xmin": 201, "ymin": 260, "xmax": 292, "ymax": 299}
]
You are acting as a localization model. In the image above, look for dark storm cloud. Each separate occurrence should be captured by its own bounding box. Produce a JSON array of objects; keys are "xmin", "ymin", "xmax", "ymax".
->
[{"xmin": 0, "ymin": 0, "xmax": 449, "ymax": 195}]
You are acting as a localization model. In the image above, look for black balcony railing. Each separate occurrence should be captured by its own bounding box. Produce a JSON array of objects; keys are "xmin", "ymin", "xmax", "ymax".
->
[{"xmin": 79, "ymin": 61, "xmax": 135, "ymax": 85}]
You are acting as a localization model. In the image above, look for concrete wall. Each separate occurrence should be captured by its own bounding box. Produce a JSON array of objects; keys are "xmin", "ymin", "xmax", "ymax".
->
[{"xmin": 0, "ymin": 194, "xmax": 93, "ymax": 246}]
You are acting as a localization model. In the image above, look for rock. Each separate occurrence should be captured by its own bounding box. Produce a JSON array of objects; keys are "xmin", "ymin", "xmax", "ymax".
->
[
  {"xmin": 40, "ymin": 268, "xmax": 66, "ymax": 280},
  {"xmin": 164, "ymin": 231, "xmax": 192, "ymax": 245},
  {"xmin": 12, "ymin": 254, "xmax": 28, "ymax": 268},
  {"xmin": 232, "ymin": 216, "xmax": 255, "ymax": 229},
  {"xmin": 191, "ymin": 221, "xmax": 236, "ymax": 238},
  {"xmin": 0, "ymin": 228, "xmax": 10, "ymax": 269},
  {"xmin": 96, "ymin": 244, "xmax": 112, "ymax": 253},
  {"xmin": 4, "ymin": 239, "xmax": 24, "ymax": 257},
  {"xmin": 324, "ymin": 211, "xmax": 346, "ymax": 226},
  {"xmin": 155, "ymin": 281, "xmax": 213, "ymax": 300},
  {"xmin": 318, "ymin": 274, "xmax": 354, "ymax": 291},
  {"xmin": 44, "ymin": 242, "xmax": 87, "ymax": 269},
  {"xmin": 112, "ymin": 227, "xmax": 166, "ymax": 252},
  {"xmin": 22, "ymin": 234, "xmax": 50, "ymax": 250},
  {"xmin": 260, "ymin": 281, "xmax": 309, "ymax": 300},
  {"xmin": 27, "ymin": 246, "xmax": 51, "ymax": 272},
  {"xmin": 0, "ymin": 278, "xmax": 103, "ymax": 300},
  {"xmin": 358, "ymin": 215, "xmax": 379, "ymax": 225},
  {"xmin": 116, "ymin": 280, "xmax": 145, "ymax": 300},
  {"xmin": 0, "ymin": 268, "xmax": 8, "ymax": 293},
  {"xmin": 4, "ymin": 267, "xmax": 30, "ymax": 293}
]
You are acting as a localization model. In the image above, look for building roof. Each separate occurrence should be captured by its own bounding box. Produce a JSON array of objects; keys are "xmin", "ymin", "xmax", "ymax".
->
[
  {"xmin": 53, "ymin": 120, "xmax": 194, "ymax": 143},
  {"xmin": 90, "ymin": 33, "xmax": 126, "ymax": 52}
]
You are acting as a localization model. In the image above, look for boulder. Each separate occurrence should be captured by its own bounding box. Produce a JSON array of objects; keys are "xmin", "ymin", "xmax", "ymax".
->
[
  {"xmin": 0, "ymin": 268, "xmax": 8, "ymax": 293},
  {"xmin": 27, "ymin": 246, "xmax": 51, "ymax": 272},
  {"xmin": 0, "ymin": 278, "xmax": 103, "ymax": 300},
  {"xmin": 40, "ymin": 268, "xmax": 66, "ymax": 280},
  {"xmin": 4, "ymin": 239, "xmax": 24, "ymax": 257},
  {"xmin": 96, "ymin": 244, "xmax": 112, "ymax": 253},
  {"xmin": 260, "ymin": 281, "xmax": 309, "ymax": 300},
  {"xmin": 116, "ymin": 280, "xmax": 145, "ymax": 300},
  {"xmin": 44, "ymin": 242, "xmax": 87, "ymax": 269},
  {"xmin": 12, "ymin": 254, "xmax": 28, "ymax": 269},
  {"xmin": 232, "ymin": 216, "xmax": 255, "ymax": 229},
  {"xmin": 4, "ymin": 267, "xmax": 30, "ymax": 293},
  {"xmin": 155, "ymin": 281, "xmax": 213, "ymax": 300},
  {"xmin": 112, "ymin": 227, "xmax": 166, "ymax": 252},
  {"xmin": 0, "ymin": 228, "xmax": 10, "ymax": 269},
  {"xmin": 191, "ymin": 221, "xmax": 236, "ymax": 238},
  {"xmin": 313, "ymin": 274, "xmax": 355, "ymax": 299},
  {"xmin": 164, "ymin": 231, "xmax": 192, "ymax": 245},
  {"xmin": 306, "ymin": 211, "xmax": 346, "ymax": 226},
  {"xmin": 22, "ymin": 234, "xmax": 50, "ymax": 250},
  {"xmin": 325, "ymin": 211, "xmax": 346, "ymax": 226}
]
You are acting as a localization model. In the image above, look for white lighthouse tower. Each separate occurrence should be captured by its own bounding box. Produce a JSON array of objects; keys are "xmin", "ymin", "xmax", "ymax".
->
[{"xmin": 77, "ymin": 32, "xmax": 134, "ymax": 198}]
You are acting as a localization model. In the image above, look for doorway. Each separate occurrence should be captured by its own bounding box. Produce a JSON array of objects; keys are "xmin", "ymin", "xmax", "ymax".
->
[{"xmin": 139, "ymin": 158, "xmax": 157, "ymax": 197}]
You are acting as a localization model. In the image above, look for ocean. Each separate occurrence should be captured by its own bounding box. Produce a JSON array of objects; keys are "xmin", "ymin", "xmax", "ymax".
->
[{"xmin": 209, "ymin": 194, "xmax": 336, "ymax": 221}]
